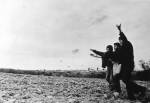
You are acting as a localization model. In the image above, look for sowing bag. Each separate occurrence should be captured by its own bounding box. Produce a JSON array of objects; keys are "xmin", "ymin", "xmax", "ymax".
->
[{"xmin": 113, "ymin": 63, "xmax": 121, "ymax": 75}]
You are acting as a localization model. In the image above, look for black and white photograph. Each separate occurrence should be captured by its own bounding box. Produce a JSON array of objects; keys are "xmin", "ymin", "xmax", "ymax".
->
[{"xmin": 0, "ymin": 0, "xmax": 150, "ymax": 102}]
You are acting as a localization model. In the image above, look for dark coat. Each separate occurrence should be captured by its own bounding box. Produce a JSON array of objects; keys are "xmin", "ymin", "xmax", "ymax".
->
[
  {"xmin": 91, "ymin": 49, "xmax": 113, "ymax": 68},
  {"xmin": 111, "ymin": 48, "xmax": 121, "ymax": 64},
  {"xmin": 104, "ymin": 51, "xmax": 114, "ymax": 68},
  {"xmin": 119, "ymin": 32, "xmax": 135, "ymax": 71}
]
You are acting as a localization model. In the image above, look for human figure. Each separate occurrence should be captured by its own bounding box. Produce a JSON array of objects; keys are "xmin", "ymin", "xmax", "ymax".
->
[
  {"xmin": 90, "ymin": 45, "xmax": 114, "ymax": 91},
  {"xmin": 110, "ymin": 42, "xmax": 122, "ymax": 94},
  {"xmin": 113, "ymin": 24, "xmax": 147, "ymax": 100}
]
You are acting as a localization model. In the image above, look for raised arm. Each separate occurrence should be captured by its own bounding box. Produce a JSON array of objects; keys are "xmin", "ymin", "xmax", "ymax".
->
[
  {"xmin": 116, "ymin": 24, "xmax": 127, "ymax": 41},
  {"xmin": 116, "ymin": 24, "xmax": 122, "ymax": 33},
  {"xmin": 90, "ymin": 49, "xmax": 105, "ymax": 57}
]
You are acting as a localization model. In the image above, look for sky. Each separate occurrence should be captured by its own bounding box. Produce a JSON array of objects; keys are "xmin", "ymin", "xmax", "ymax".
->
[{"xmin": 0, "ymin": 0, "xmax": 150, "ymax": 70}]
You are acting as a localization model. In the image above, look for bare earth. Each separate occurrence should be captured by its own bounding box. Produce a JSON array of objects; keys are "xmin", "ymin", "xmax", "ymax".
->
[{"xmin": 0, "ymin": 72, "xmax": 149, "ymax": 103}]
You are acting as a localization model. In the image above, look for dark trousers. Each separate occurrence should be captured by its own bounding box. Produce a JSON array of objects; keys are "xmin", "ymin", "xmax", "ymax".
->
[
  {"xmin": 112, "ymin": 74, "xmax": 121, "ymax": 92},
  {"xmin": 113, "ymin": 65, "xmax": 146, "ymax": 98},
  {"xmin": 106, "ymin": 66, "xmax": 113, "ymax": 90}
]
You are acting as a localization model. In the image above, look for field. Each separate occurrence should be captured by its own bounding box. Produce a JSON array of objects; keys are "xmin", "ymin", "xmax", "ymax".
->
[{"xmin": 0, "ymin": 72, "xmax": 149, "ymax": 103}]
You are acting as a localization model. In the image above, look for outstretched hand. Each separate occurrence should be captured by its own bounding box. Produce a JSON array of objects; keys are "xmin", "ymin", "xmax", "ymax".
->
[
  {"xmin": 90, "ymin": 53, "xmax": 101, "ymax": 58},
  {"xmin": 90, "ymin": 49, "xmax": 95, "ymax": 52},
  {"xmin": 116, "ymin": 24, "xmax": 121, "ymax": 31}
]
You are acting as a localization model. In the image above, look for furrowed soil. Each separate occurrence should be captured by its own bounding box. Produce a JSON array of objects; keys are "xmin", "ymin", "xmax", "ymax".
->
[{"xmin": 0, "ymin": 72, "xmax": 149, "ymax": 103}]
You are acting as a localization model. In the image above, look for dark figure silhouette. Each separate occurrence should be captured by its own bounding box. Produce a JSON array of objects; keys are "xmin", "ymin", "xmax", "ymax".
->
[
  {"xmin": 110, "ymin": 42, "xmax": 122, "ymax": 93},
  {"xmin": 113, "ymin": 24, "xmax": 147, "ymax": 100},
  {"xmin": 90, "ymin": 45, "xmax": 114, "ymax": 91}
]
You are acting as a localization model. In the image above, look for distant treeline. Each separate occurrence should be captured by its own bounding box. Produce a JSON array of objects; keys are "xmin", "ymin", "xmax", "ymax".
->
[
  {"xmin": 0, "ymin": 68, "xmax": 149, "ymax": 81},
  {"xmin": 0, "ymin": 68, "xmax": 106, "ymax": 78}
]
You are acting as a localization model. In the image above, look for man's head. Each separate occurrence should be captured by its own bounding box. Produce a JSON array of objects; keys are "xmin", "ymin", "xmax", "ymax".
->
[
  {"xmin": 114, "ymin": 42, "xmax": 121, "ymax": 51},
  {"xmin": 106, "ymin": 45, "xmax": 113, "ymax": 52},
  {"xmin": 119, "ymin": 38, "xmax": 123, "ymax": 46}
]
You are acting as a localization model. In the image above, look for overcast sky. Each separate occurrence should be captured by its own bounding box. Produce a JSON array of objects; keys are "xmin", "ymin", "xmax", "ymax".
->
[{"xmin": 0, "ymin": 0, "xmax": 150, "ymax": 70}]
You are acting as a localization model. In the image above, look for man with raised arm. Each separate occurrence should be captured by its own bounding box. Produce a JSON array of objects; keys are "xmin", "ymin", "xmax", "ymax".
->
[{"xmin": 114, "ymin": 24, "xmax": 147, "ymax": 100}]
